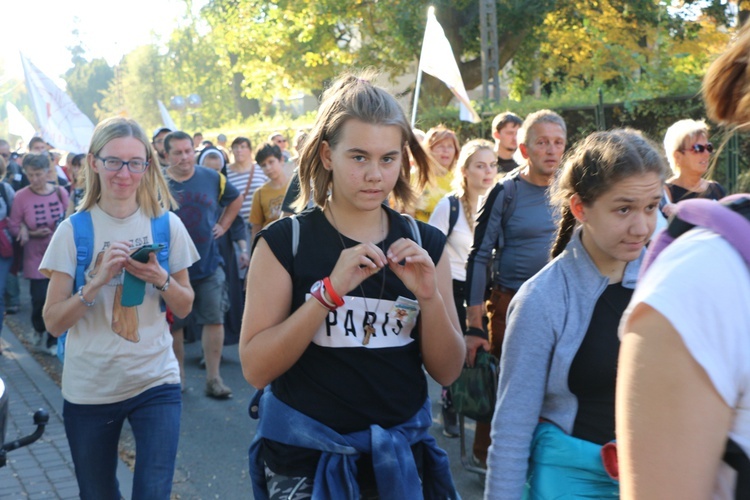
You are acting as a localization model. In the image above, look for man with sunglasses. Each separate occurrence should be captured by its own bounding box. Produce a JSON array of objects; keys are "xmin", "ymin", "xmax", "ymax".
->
[
  {"xmin": 663, "ymin": 119, "xmax": 726, "ymax": 216},
  {"xmin": 164, "ymin": 131, "xmax": 243, "ymax": 399}
]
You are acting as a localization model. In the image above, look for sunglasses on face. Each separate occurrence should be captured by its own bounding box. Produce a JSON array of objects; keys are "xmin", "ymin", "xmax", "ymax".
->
[{"xmin": 684, "ymin": 143, "xmax": 714, "ymax": 154}]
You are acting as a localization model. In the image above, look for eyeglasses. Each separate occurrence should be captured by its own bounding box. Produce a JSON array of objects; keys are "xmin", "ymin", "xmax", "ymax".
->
[
  {"xmin": 683, "ymin": 143, "xmax": 714, "ymax": 154},
  {"xmin": 96, "ymin": 156, "xmax": 149, "ymax": 173}
]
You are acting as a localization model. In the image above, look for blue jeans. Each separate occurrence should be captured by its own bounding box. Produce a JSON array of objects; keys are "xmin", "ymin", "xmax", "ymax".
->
[
  {"xmin": 63, "ymin": 384, "xmax": 182, "ymax": 500},
  {"xmin": 0, "ymin": 255, "xmax": 12, "ymax": 336}
]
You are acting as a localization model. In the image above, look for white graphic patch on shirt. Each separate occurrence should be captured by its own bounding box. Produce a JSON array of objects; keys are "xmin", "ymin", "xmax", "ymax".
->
[{"xmin": 309, "ymin": 295, "xmax": 418, "ymax": 349}]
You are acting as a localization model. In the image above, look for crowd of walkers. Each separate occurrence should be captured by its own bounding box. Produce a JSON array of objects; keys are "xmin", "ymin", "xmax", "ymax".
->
[{"xmin": 1, "ymin": 22, "xmax": 749, "ymax": 500}]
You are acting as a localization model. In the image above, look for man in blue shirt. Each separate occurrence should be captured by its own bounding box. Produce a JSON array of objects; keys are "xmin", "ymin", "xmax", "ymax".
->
[
  {"xmin": 465, "ymin": 110, "xmax": 567, "ymax": 467},
  {"xmin": 165, "ymin": 131, "xmax": 243, "ymax": 398}
]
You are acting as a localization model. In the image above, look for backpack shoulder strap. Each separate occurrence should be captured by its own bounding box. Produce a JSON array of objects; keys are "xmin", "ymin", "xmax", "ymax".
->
[
  {"xmin": 500, "ymin": 172, "xmax": 520, "ymax": 229},
  {"xmin": 151, "ymin": 212, "xmax": 171, "ymax": 274},
  {"xmin": 447, "ymin": 194, "xmax": 459, "ymax": 238},
  {"xmin": 218, "ymin": 171, "xmax": 227, "ymax": 200},
  {"xmin": 401, "ymin": 213, "xmax": 422, "ymax": 247},
  {"xmin": 69, "ymin": 211, "xmax": 94, "ymax": 291},
  {"xmin": 291, "ymin": 214, "xmax": 299, "ymax": 257}
]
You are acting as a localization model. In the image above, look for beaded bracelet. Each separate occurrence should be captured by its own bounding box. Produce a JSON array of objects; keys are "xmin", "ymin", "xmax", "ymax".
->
[{"xmin": 78, "ymin": 286, "xmax": 95, "ymax": 307}]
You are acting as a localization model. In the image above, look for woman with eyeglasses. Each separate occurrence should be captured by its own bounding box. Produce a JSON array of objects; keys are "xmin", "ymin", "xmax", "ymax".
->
[
  {"xmin": 39, "ymin": 117, "xmax": 198, "ymax": 499},
  {"xmin": 662, "ymin": 119, "xmax": 726, "ymax": 215}
]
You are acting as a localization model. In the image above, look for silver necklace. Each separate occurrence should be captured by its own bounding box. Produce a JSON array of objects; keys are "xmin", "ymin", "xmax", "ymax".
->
[{"xmin": 327, "ymin": 205, "xmax": 387, "ymax": 345}]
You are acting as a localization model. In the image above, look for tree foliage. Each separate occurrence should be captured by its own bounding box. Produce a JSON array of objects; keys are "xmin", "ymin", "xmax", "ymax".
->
[
  {"xmin": 64, "ymin": 58, "xmax": 114, "ymax": 122},
  {"xmin": 508, "ymin": 0, "xmax": 732, "ymax": 99}
]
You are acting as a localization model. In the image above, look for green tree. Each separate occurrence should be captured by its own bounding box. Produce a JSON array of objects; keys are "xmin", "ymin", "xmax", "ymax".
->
[
  {"xmin": 161, "ymin": 18, "xmax": 237, "ymax": 129},
  {"xmin": 97, "ymin": 45, "xmax": 167, "ymax": 129},
  {"xmin": 201, "ymin": 0, "xmax": 560, "ymax": 106},
  {"xmin": 201, "ymin": 0, "xmax": 740, "ymax": 108},
  {"xmin": 508, "ymin": 0, "xmax": 733, "ymax": 99},
  {"xmin": 64, "ymin": 58, "xmax": 115, "ymax": 122}
]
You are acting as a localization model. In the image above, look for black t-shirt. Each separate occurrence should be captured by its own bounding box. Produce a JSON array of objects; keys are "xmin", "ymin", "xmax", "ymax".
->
[
  {"xmin": 257, "ymin": 206, "xmax": 446, "ymax": 475},
  {"xmin": 667, "ymin": 181, "xmax": 725, "ymax": 203},
  {"xmin": 497, "ymin": 156, "xmax": 518, "ymax": 174},
  {"xmin": 568, "ymin": 283, "xmax": 633, "ymax": 445}
]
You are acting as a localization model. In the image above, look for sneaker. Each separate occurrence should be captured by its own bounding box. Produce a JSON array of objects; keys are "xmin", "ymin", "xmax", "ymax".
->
[
  {"xmin": 442, "ymin": 406, "xmax": 459, "ymax": 438},
  {"xmin": 470, "ymin": 454, "xmax": 487, "ymax": 470},
  {"xmin": 205, "ymin": 378, "xmax": 232, "ymax": 399},
  {"xmin": 47, "ymin": 344, "xmax": 58, "ymax": 357}
]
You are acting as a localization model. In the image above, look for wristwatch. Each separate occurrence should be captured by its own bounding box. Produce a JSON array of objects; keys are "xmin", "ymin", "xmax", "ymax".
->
[{"xmin": 156, "ymin": 274, "xmax": 170, "ymax": 292}]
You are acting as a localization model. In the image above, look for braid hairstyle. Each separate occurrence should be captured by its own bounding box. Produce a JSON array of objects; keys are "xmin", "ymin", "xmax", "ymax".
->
[{"xmin": 549, "ymin": 129, "xmax": 669, "ymax": 259}]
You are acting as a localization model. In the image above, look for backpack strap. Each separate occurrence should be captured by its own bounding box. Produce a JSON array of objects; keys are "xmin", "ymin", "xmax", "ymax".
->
[
  {"xmin": 219, "ymin": 172, "xmax": 227, "ymax": 200},
  {"xmin": 70, "ymin": 211, "xmax": 94, "ymax": 291},
  {"xmin": 641, "ymin": 195, "xmax": 750, "ymax": 279},
  {"xmin": 151, "ymin": 212, "xmax": 171, "ymax": 274},
  {"xmin": 724, "ymin": 438, "xmax": 750, "ymax": 500},
  {"xmin": 401, "ymin": 213, "xmax": 422, "ymax": 247},
  {"xmin": 500, "ymin": 172, "xmax": 519, "ymax": 229},
  {"xmin": 447, "ymin": 194, "xmax": 459, "ymax": 238},
  {"xmin": 291, "ymin": 214, "xmax": 299, "ymax": 257}
]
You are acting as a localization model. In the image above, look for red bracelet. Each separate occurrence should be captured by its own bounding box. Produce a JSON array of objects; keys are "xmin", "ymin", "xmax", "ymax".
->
[
  {"xmin": 310, "ymin": 280, "xmax": 336, "ymax": 311},
  {"xmin": 323, "ymin": 277, "xmax": 345, "ymax": 307}
]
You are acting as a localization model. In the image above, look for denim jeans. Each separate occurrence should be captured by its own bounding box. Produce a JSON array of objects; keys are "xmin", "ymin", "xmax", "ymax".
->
[
  {"xmin": 63, "ymin": 384, "xmax": 182, "ymax": 500},
  {"xmin": 0, "ymin": 255, "xmax": 12, "ymax": 336}
]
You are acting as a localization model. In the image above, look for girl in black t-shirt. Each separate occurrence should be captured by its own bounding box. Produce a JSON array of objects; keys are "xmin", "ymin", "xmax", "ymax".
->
[{"xmin": 241, "ymin": 72, "xmax": 464, "ymax": 499}]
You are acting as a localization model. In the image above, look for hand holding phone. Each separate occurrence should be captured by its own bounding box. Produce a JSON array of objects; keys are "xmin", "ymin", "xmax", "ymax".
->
[
  {"xmin": 130, "ymin": 243, "xmax": 166, "ymax": 263},
  {"xmin": 122, "ymin": 243, "xmax": 166, "ymax": 307}
]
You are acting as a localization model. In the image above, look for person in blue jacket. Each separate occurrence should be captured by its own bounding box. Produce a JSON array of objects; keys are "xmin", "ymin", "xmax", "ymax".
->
[{"xmin": 485, "ymin": 129, "xmax": 668, "ymax": 499}]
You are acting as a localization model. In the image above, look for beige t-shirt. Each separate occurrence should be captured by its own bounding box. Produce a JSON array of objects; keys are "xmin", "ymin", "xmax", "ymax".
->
[{"xmin": 40, "ymin": 206, "xmax": 199, "ymax": 404}]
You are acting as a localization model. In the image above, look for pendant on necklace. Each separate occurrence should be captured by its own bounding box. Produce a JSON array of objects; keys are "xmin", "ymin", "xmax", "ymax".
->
[{"xmin": 363, "ymin": 323, "xmax": 375, "ymax": 345}]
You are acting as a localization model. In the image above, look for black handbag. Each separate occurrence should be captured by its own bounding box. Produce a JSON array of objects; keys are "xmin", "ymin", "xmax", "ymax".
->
[{"xmin": 450, "ymin": 349, "xmax": 498, "ymax": 422}]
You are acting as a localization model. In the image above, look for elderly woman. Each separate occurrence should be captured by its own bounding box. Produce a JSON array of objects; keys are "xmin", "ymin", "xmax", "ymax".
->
[
  {"xmin": 9, "ymin": 153, "xmax": 69, "ymax": 354},
  {"xmin": 662, "ymin": 119, "xmax": 725, "ymax": 214}
]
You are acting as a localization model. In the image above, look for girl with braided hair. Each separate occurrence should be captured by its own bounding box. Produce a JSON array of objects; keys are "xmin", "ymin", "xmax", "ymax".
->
[{"xmin": 485, "ymin": 129, "xmax": 668, "ymax": 498}]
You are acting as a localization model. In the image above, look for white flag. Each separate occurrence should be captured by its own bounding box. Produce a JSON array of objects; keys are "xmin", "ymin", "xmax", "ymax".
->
[
  {"xmin": 418, "ymin": 7, "xmax": 480, "ymax": 123},
  {"xmin": 157, "ymin": 100, "xmax": 178, "ymax": 131},
  {"xmin": 20, "ymin": 53, "xmax": 95, "ymax": 153},
  {"xmin": 5, "ymin": 102, "xmax": 37, "ymax": 147}
]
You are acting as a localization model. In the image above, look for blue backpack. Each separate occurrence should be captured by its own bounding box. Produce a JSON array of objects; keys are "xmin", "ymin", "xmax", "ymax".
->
[{"xmin": 56, "ymin": 211, "xmax": 171, "ymax": 361}]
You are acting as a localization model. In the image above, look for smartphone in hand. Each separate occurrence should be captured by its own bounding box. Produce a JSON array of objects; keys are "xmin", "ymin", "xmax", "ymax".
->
[{"xmin": 129, "ymin": 243, "xmax": 166, "ymax": 263}]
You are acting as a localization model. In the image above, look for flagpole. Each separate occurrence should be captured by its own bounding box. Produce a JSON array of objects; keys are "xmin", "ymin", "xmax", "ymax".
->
[
  {"xmin": 411, "ymin": 5, "xmax": 435, "ymax": 128},
  {"xmin": 411, "ymin": 68, "xmax": 423, "ymax": 129}
]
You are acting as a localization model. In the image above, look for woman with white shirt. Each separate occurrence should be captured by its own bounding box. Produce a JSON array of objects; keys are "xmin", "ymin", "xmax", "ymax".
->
[{"xmin": 428, "ymin": 139, "xmax": 497, "ymax": 437}]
